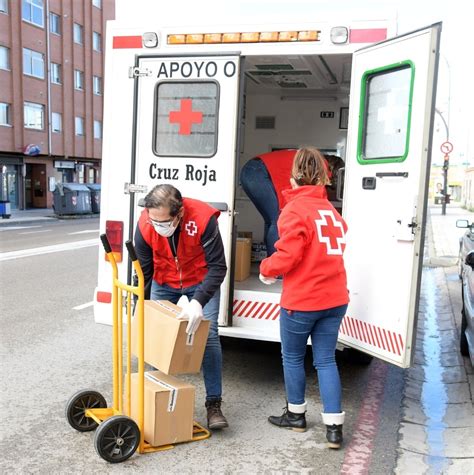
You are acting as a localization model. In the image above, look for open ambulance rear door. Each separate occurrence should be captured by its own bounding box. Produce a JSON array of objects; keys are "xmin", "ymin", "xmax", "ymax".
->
[
  {"xmin": 341, "ymin": 23, "xmax": 441, "ymax": 368},
  {"xmin": 129, "ymin": 54, "xmax": 242, "ymax": 325}
]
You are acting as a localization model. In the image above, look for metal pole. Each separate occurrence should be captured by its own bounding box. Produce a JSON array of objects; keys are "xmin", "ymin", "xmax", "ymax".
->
[{"xmin": 435, "ymin": 109, "xmax": 449, "ymax": 215}]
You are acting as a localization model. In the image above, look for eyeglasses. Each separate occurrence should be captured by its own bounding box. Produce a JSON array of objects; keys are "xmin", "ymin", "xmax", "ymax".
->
[{"xmin": 147, "ymin": 210, "xmax": 180, "ymax": 229}]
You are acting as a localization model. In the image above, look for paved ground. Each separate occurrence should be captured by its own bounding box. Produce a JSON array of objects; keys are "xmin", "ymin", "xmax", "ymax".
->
[
  {"xmin": 395, "ymin": 205, "xmax": 474, "ymax": 474},
  {"xmin": 1, "ymin": 204, "xmax": 473, "ymax": 474}
]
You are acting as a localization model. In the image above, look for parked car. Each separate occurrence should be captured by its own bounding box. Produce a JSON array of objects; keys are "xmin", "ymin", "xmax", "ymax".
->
[{"xmin": 456, "ymin": 219, "xmax": 474, "ymax": 365}]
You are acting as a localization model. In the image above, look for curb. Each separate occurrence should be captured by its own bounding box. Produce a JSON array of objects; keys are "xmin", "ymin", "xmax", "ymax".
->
[{"xmin": 0, "ymin": 214, "xmax": 99, "ymax": 227}]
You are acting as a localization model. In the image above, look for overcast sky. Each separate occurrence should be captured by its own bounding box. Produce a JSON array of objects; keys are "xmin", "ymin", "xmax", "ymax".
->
[{"xmin": 117, "ymin": 0, "xmax": 473, "ymax": 165}]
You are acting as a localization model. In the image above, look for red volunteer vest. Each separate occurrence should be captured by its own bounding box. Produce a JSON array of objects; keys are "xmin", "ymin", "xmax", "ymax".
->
[
  {"xmin": 257, "ymin": 149, "xmax": 296, "ymax": 210},
  {"xmin": 138, "ymin": 198, "xmax": 220, "ymax": 289},
  {"xmin": 257, "ymin": 149, "xmax": 330, "ymax": 210}
]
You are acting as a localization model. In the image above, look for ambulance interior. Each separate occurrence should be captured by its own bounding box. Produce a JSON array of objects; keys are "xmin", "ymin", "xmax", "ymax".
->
[{"xmin": 234, "ymin": 53, "xmax": 351, "ymax": 291}]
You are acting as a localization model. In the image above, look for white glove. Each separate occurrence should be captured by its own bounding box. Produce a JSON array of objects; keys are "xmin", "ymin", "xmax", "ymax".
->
[
  {"xmin": 259, "ymin": 273, "xmax": 277, "ymax": 285},
  {"xmin": 178, "ymin": 299, "xmax": 204, "ymax": 334}
]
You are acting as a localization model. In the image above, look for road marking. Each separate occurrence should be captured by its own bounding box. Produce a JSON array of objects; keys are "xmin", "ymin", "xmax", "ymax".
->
[
  {"xmin": 340, "ymin": 360, "xmax": 389, "ymax": 475},
  {"xmin": 18, "ymin": 229, "xmax": 52, "ymax": 235},
  {"xmin": 0, "ymin": 239, "xmax": 98, "ymax": 261},
  {"xmin": 73, "ymin": 301, "xmax": 94, "ymax": 310},
  {"xmin": 0, "ymin": 225, "xmax": 41, "ymax": 231},
  {"xmin": 68, "ymin": 230, "xmax": 100, "ymax": 235}
]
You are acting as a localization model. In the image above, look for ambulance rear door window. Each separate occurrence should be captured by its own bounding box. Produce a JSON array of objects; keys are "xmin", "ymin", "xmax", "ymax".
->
[
  {"xmin": 153, "ymin": 81, "xmax": 219, "ymax": 158},
  {"xmin": 357, "ymin": 61, "xmax": 414, "ymax": 164}
]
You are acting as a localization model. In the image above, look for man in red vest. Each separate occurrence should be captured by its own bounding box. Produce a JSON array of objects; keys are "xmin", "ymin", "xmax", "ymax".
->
[{"xmin": 134, "ymin": 184, "xmax": 228, "ymax": 430}]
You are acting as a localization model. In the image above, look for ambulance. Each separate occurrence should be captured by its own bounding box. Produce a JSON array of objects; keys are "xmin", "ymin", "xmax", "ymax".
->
[{"xmin": 94, "ymin": 11, "xmax": 442, "ymax": 369}]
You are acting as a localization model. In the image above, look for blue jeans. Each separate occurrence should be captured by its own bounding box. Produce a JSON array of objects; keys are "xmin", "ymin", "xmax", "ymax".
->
[
  {"xmin": 240, "ymin": 159, "xmax": 280, "ymax": 256},
  {"xmin": 280, "ymin": 305, "xmax": 347, "ymax": 413},
  {"xmin": 151, "ymin": 281, "xmax": 222, "ymax": 401}
]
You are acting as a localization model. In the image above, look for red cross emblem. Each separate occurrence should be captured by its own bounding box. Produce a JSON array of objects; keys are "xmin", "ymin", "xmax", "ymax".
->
[
  {"xmin": 169, "ymin": 99, "xmax": 203, "ymax": 135},
  {"xmin": 185, "ymin": 220, "xmax": 198, "ymax": 236},
  {"xmin": 314, "ymin": 210, "xmax": 345, "ymax": 255}
]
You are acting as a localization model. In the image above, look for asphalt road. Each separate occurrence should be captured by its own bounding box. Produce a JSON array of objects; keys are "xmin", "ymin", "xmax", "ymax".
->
[{"xmin": 0, "ymin": 219, "xmax": 404, "ymax": 474}]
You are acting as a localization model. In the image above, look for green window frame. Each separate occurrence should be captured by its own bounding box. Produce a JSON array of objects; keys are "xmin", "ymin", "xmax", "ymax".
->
[{"xmin": 357, "ymin": 61, "xmax": 415, "ymax": 164}]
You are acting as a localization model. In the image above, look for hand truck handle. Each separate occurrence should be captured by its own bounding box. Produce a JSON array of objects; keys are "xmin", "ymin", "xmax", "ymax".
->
[
  {"xmin": 125, "ymin": 240, "xmax": 138, "ymax": 262},
  {"xmin": 100, "ymin": 233, "xmax": 112, "ymax": 253}
]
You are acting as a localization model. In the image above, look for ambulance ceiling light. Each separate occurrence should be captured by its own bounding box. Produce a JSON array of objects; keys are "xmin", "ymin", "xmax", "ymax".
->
[
  {"xmin": 167, "ymin": 30, "xmax": 320, "ymax": 45},
  {"xmin": 143, "ymin": 32, "xmax": 158, "ymax": 48},
  {"xmin": 255, "ymin": 64, "xmax": 294, "ymax": 71},
  {"xmin": 330, "ymin": 27, "xmax": 348, "ymax": 44},
  {"xmin": 281, "ymin": 94, "xmax": 338, "ymax": 102}
]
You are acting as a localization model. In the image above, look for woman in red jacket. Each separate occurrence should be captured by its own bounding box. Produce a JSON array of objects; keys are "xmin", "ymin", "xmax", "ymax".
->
[{"xmin": 259, "ymin": 147, "xmax": 349, "ymax": 449}]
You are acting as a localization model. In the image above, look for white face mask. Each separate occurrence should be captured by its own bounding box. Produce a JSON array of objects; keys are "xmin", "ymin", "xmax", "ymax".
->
[{"xmin": 151, "ymin": 219, "xmax": 178, "ymax": 237}]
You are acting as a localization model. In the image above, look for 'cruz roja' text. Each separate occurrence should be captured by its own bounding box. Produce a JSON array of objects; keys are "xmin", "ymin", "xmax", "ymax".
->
[{"xmin": 149, "ymin": 164, "xmax": 216, "ymax": 186}]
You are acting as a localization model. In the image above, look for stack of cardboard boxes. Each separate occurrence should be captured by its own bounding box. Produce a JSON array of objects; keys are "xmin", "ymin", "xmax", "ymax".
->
[{"xmin": 129, "ymin": 300, "xmax": 210, "ymax": 446}]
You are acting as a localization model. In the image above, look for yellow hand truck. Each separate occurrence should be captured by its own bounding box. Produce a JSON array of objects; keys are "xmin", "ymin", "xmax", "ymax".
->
[{"xmin": 65, "ymin": 235, "xmax": 211, "ymax": 463}]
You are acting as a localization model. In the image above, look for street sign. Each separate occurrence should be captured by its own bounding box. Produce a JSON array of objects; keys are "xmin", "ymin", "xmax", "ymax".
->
[{"xmin": 440, "ymin": 141, "xmax": 453, "ymax": 154}]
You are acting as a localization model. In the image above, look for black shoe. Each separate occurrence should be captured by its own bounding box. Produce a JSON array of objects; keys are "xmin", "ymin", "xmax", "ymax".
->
[
  {"xmin": 205, "ymin": 399, "xmax": 229, "ymax": 430},
  {"xmin": 326, "ymin": 424, "xmax": 343, "ymax": 449},
  {"xmin": 268, "ymin": 407, "xmax": 307, "ymax": 432}
]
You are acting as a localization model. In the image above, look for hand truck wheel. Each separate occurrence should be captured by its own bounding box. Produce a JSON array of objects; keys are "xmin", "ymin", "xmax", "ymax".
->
[
  {"xmin": 65, "ymin": 389, "xmax": 107, "ymax": 432},
  {"xmin": 94, "ymin": 415, "xmax": 140, "ymax": 463}
]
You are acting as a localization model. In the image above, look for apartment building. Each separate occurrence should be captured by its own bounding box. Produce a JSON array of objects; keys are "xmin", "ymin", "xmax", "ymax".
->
[{"xmin": 0, "ymin": 0, "xmax": 115, "ymax": 209}]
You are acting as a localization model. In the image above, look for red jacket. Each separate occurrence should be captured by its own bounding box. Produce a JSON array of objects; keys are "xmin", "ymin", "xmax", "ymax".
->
[
  {"xmin": 260, "ymin": 186, "xmax": 349, "ymax": 311},
  {"xmin": 138, "ymin": 198, "xmax": 220, "ymax": 288}
]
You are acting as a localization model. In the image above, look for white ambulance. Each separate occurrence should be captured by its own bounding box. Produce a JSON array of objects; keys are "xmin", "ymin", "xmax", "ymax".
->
[{"xmin": 94, "ymin": 13, "xmax": 442, "ymax": 369}]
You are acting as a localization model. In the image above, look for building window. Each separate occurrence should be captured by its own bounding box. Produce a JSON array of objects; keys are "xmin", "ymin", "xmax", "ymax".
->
[
  {"xmin": 52, "ymin": 112, "xmax": 62, "ymax": 133},
  {"xmin": 49, "ymin": 12, "xmax": 60, "ymax": 35},
  {"xmin": 73, "ymin": 23, "xmax": 83, "ymax": 45},
  {"xmin": 0, "ymin": 0, "xmax": 8, "ymax": 14},
  {"xmin": 92, "ymin": 0, "xmax": 101, "ymax": 8},
  {"xmin": 75, "ymin": 116, "xmax": 84, "ymax": 136},
  {"xmin": 22, "ymin": 0, "xmax": 44, "ymax": 28},
  {"xmin": 0, "ymin": 102, "xmax": 11, "ymax": 126},
  {"xmin": 94, "ymin": 120, "xmax": 102, "ymax": 139},
  {"xmin": 51, "ymin": 62, "xmax": 61, "ymax": 84},
  {"xmin": 0, "ymin": 45, "xmax": 10, "ymax": 70},
  {"xmin": 92, "ymin": 32, "xmax": 101, "ymax": 52},
  {"xmin": 24, "ymin": 102, "xmax": 44, "ymax": 129},
  {"xmin": 74, "ymin": 69, "xmax": 84, "ymax": 90},
  {"xmin": 23, "ymin": 47, "xmax": 44, "ymax": 79},
  {"xmin": 93, "ymin": 76, "xmax": 102, "ymax": 95}
]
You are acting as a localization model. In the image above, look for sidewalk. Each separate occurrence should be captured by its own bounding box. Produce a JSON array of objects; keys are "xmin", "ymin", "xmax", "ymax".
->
[
  {"xmin": 0, "ymin": 207, "xmax": 98, "ymax": 226},
  {"xmin": 395, "ymin": 205, "xmax": 474, "ymax": 474}
]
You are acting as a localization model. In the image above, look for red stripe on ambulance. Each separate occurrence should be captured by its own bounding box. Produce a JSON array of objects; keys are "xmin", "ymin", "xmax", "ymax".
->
[
  {"xmin": 113, "ymin": 35, "xmax": 142, "ymax": 49},
  {"xmin": 341, "ymin": 316, "xmax": 403, "ymax": 356},
  {"xmin": 258, "ymin": 303, "xmax": 274, "ymax": 319},
  {"xmin": 349, "ymin": 28, "xmax": 387, "ymax": 43},
  {"xmin": 233, "ymin": 299, "xmax": 279, "ymax": 320}
]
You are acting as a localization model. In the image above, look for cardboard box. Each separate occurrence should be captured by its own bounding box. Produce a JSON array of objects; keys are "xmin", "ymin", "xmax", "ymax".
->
[
  {"xmin": 131, "ymin": 300, "xmax": 210, "ymax": 375},
  {"xmin": 235, "ymin": 237, "xmax": 251, "ymax": 281},
  {"xmin": 237, "ymin": 231, "xmax": 253, "ymax": 239},
  {"xmin": 129, "ymin": 371, "xmax": 194, "ymax": 447}
]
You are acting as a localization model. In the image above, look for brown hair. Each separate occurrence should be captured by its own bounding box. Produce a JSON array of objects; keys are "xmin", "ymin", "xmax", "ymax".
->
[
  {"xmin": 292, "ymin": 146, "xmax": 330, "ymax": 186},
  {"xmin": 144, "ymin": 184, "xmax": 183, "ymax": 217}
]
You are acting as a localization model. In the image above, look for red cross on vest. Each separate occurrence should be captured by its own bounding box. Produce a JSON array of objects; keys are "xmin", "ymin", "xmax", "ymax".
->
[{"xmin": 169, "ymin": 99, "xmax": 203, "ymax": 135}]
